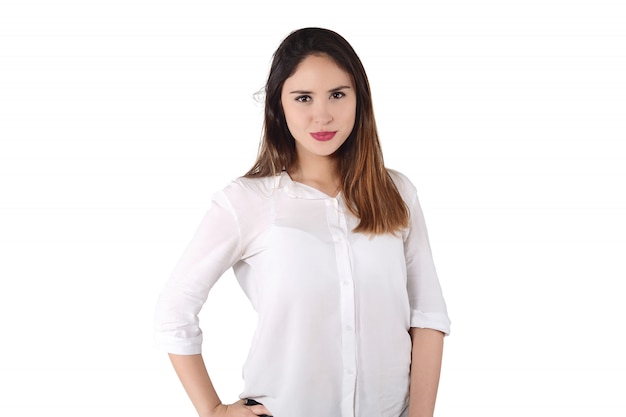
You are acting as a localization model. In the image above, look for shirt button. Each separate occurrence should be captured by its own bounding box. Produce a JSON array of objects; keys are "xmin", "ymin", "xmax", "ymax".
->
[
  {"xmin": 346, "ymin": 369, "xmax": 354, "ymax": 375},
  {"xmin": 345, "ymin": 325, "xmax": 353, "ymax": 332},
  {"xmin": 342, "ymin": 281, "xmax": 349, "ymax": 286}
]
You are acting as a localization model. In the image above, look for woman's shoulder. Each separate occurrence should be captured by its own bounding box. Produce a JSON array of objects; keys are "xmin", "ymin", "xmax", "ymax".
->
[
  {"xmin": 387, "ymin": 168, "xmax": 418, "ymax": 203},
  {"xmin": 227, "ymin": 174, "xmax": 277, "ymax": 193},
  {"xmin": 218, "ymin": 174, "xmax": 279, "ymax": 207}
]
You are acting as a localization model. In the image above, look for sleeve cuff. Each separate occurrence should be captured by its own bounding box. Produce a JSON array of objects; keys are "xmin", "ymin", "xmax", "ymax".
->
[
  {"xmin": 153, "ymin": 332, "xmax": 203, "ymax": 355},
  {"xmin": 410, "ymin": 310, "xmax": 451, "ymax": 336}
]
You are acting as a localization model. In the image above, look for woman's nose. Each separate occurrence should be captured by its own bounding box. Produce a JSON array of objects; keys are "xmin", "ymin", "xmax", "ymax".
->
[{"xmin": 312, "ymin": 101, "xmax": 333, "ymax": 124}]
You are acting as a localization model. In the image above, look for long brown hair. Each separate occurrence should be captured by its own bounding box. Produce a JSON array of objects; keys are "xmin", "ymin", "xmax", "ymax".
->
[{"xmin": 245, "ymin": 27, "xmax": 408, "ymax": 235}]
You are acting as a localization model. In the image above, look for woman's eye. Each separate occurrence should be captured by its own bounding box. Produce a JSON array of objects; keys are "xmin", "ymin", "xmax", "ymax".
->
[
  {"xmin": 295, "ymin": 95, "xmax": 311, "ymax": 103},
  {"xmin": 331, "ymin": 91, "xmax": 345, "ymax": 99}
]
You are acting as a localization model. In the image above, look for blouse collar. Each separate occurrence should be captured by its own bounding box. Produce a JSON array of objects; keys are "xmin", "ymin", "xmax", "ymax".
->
[{"xmin": 278, "ymin": 171, "xmax": 343, "ymax": 201}]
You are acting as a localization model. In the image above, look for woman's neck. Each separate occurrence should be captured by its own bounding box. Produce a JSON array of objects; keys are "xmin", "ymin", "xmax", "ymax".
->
[{"xmin": 288, "ymin": 157, "xmax": 341, "ymax": 197}]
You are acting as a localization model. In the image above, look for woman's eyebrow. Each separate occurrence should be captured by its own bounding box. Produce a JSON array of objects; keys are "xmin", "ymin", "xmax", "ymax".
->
[
  {"xmin": 288, "ymin": 85, "xmax": 352, "ymax": 94},
  {"xmin": 329, "ymin": 85, "xmax": 351, "ymax": 92}
]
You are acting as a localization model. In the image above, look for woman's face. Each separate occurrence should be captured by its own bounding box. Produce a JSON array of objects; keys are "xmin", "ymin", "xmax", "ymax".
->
[{"xmin": 281, "ymin": 54, "xmax": 357, "ymax": 162}]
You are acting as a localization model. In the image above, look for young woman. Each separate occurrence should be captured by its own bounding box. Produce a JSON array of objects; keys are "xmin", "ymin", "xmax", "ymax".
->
[{"xmin": 154, "ymin": 27, "xmax": 451, "ymax": 417}]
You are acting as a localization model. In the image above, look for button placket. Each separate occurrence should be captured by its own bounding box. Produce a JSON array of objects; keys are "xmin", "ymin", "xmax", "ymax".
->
[{"xmin": 326, "ymin": 197, "xmax": 357, "ymax": 417}]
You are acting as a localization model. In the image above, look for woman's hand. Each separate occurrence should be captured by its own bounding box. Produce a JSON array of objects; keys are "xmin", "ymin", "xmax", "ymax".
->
[
  {"xmin": 168, "ymin": 354, "xmax": 273, "ymax": 417},
  {"xmin": 208, "ymin": 399, "xmax": 273, "ymax": 417}
]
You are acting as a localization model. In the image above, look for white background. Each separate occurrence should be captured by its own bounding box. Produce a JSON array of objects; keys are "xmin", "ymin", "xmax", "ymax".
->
[{"xmin": 1, "ymin": 0, "xmax": 625, "ymax": 416}]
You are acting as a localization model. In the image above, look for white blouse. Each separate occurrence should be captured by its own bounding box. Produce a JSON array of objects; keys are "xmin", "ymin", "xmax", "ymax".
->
[{"xmin": 154, "ymin": 170, "xmax": 450, "ymax": 417}]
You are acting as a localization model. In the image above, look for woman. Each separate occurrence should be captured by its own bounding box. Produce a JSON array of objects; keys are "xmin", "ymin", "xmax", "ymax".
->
[{"xmin": 154, "ymin": 27, "xmax": 451, "ymax": 417}]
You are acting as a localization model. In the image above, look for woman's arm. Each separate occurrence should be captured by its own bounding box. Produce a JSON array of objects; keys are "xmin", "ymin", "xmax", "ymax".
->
[
  {"xmin": 408, "ymin": 328, "xmax": 444, "ymax": 417},
  {"xmin": 169, "ymin": 354, "xmax": 222, "ymax": 417},
  {"xmin": 168, "ymin": 353, "xmax": 271, "ymax": 417}
]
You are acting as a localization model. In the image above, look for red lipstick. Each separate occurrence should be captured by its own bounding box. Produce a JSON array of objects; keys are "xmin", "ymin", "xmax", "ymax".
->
[{"xmin": 310, "ymin": 131, "xmax": 337, "ymax": 141}]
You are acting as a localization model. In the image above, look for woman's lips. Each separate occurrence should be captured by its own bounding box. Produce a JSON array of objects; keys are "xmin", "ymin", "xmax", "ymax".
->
[{"xmin": 310, "ymin": 131, "xmax": 337, "ymax": 141}]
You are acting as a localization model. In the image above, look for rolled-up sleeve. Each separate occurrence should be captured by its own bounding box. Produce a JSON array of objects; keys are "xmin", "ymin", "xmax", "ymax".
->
[
  {"xmin": 402, "ymin": 181, "xmax": 451, "ymax": 336},
  {"xmin": 153, "ymin": 190, "xmax": 241, "ymax": 354}
]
